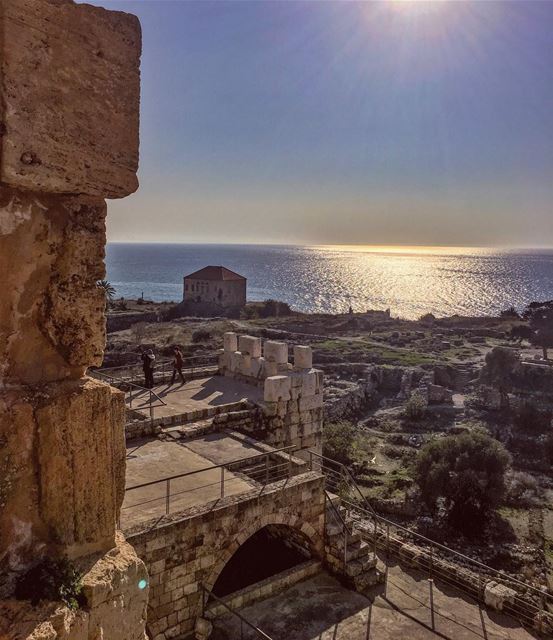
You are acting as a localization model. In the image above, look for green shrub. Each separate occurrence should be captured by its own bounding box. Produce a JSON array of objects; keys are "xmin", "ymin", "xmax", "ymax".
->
[
  {"xmin": 414, "ymin": 431, "xmax": 511, "ymax": 534},
  {"xmin": 404, "ymin": 391, "xmax": 428, "ymax": 421},
  {"xmin": 323, "ymin": 421, "xmax": 356, "ymax": 466},
  {"xmin": 15, "ymin": 558, "xmax": 83, "ymax": 609}
]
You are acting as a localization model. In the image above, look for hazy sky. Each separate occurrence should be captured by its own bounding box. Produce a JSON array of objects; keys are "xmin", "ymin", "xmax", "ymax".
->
[{"xmin": 92, "ymin": 0, "xmax": 553, "ymax": 247}]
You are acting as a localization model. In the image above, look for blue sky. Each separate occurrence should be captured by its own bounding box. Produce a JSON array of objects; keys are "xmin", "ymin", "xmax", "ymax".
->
[{"xmin": 91, "ymin": 1, "xmax": 553, "ymax": 247}]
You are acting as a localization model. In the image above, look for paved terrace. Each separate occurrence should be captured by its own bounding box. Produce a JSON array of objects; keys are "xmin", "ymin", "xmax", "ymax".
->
[
  {"xmin": 211, "ymin": 566, "xmax": 539, "ymax": 640},
  {"xmin": 122, "ymin": 432, "xmax": 269, "ymax": 529},
  {"xmin": 128, "ymin": 375, "xmax": 263, "ymax": 419}
]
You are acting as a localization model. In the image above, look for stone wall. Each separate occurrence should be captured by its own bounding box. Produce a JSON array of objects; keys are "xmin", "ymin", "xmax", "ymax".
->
[
  {"xmin": 127, "ymin": 473, "xmax": 325, "ymax": 640},
  {"xmin": 218, "ymin": 333, "xmax": 324, "ymax": 456},
  {"xmin": 0, "ymin": 1, "xmax": 147, "ymax": 638}
]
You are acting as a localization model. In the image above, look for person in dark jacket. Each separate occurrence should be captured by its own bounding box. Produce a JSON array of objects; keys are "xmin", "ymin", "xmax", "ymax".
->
[
  {"xmin": 171, "ymin": 346, "xmax": 185, "ymax": 385},
  {"xmin": 141, "ymin": 348, "xmax": 155, "ymax": 388}
]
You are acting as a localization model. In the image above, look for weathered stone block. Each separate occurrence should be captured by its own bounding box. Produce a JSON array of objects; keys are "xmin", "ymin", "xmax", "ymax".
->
[
  {"xmin": 0, "ymin": 0, "xmax": 141, "ymax": 198},
  {"xmin": 0, "ymin": 377, "xmax": 125, "ymax": 587},
  {"xmin": 238, "ymin": 335, "xmax": 262, "ymax": 358},
  {"xmin": 230, "ymin": 351, "xmax": 242, "ymax": 373},
  {"xmin": 294, "ymin": 345, "xmax": 313, "ymax": 370},
  {"xmin": 264, "ymin": 376, "xmax": 292, "ymax": 402},
  {"xmin": 299, "ymin": 394, "xmax": 324, "ymax": 412},
  {"xmin": 264, "ymin": 341, "xmax": 288, "ymax": 364},
  {"xmin": 484, "ymin": 581, "xmax": 517, "ymax": 611},
  {"xmin": 0, "ymin": 188, "xmax": 107, "ymax": 384},
  {"xmin": 223, "ymin": 332, "xmax": 238, "ymax": 352}
]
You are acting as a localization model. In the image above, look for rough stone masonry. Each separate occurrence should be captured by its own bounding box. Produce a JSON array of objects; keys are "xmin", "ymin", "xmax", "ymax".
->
[{"xmin": 0, "ymin": 1, "xmax": 148, "ymax": 638}]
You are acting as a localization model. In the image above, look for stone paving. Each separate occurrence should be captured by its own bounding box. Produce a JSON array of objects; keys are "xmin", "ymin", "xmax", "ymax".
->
[
  {"xmin": 121, "ymin": 433, "xmax": 267, "ymax": 529},
  {"xmin": 129, "ymin": 375, "xmax": 262, "ymax": 418},
  {"xmin": 211, "ymin": 567, "xmax": 539, "ymax": 640}
]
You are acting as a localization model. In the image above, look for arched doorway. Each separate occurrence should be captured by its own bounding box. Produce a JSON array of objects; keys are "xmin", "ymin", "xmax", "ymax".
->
[{"xmin": 211, "ymin": 524, "xmax": 314, "ymax": 598}]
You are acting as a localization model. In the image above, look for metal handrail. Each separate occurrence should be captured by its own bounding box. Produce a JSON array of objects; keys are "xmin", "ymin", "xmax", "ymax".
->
[
  {"xmin": 200, "ymin": 585, "xmax": 274, "ymax": 639},
  {"xmin": 342, "ymin": 497, "xmax": 552, "ymax": 602},
  {"xmin": 313, "ymin": 451, "xmax": 552, "ymax": 631},
  {"xmin": 125, "ymin": 446, "xmax": 296, "ymax": 492},
  {"xmin": 309, "ymin": 450, "xmax": 377, "ymax": 516},
  {"xmin": 90, "ymin": 369, "xmax": 166, "ymax": 421}
]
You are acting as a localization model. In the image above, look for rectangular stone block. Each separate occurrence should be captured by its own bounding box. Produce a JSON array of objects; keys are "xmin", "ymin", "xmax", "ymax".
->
[
  {"xmin": 238, "ymin": 335, "xmax": 262, "ymax": 358},
  {"xmin": 264, "ymin": 376, "xmax": 291, "ymax": 402},
  {"xmin": 230, "ymin": 351, "xmax": 242, "ymax": 373},
  {"xmin": 301, "ymin": 371, "xmax": 318, "ymax": 396},
  {"xmin": 0, "ymin": 0, "xmax": 141, "ymax": 198},
  {"xmin": 250, "ymin": 356, "xmax": 264, "ymax": 379},
  {"xmin": 293, "ymin": 345, "xmax": 313, "ymax": 370},
  {"xmin": 299, "ymin": 394, "xmax": 324, "ymax": 411},
  {"xmin": 239, "ymin": 353, "xmax": 252, "ymax": 376},
  {"xmin": 223, "ymin": 332, "xmax": 238, "ymax": 352},
  {"xmin": 264, "ymin": 340, "xmax": 288, "ymax": 364}
]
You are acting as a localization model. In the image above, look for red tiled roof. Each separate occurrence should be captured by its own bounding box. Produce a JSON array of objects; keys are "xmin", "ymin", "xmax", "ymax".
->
[{"xmin": 184, "ymin": 266, "xmax": 246, "ymax": 281}]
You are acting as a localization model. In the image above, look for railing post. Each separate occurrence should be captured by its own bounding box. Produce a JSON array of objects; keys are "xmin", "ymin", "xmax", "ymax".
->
[
  {"xmin": 430, "ymin": 545, "xmax": 433, "ymax": 580},
  {"xmin": 344, "ymin": 528, "xmax": 348, "ymax": 572},
  {"xmin": 149, "ymin": 394, "xmax": 154, "ymax": 422},
  {"xmin": 429, "ymin": 578, "xmax": 435, "ymax": 630},
  {"xmin": 309, "ymin": 451, "xmax": 313, "ymax": 471},
  {"xmin": 288, "ymin": 452, "xmax": 292, "ymax": 479},
  {"xmin": 265, "ymin": 455, "xmax": 269, "ymax": 485},
  {"xmin": 372, "ymin": 513, "xmax": 377, "ymax": 557},
  {"xmin": 166, "ymin": 478, "xmax": 170, "ymax": 515},
  {"xmin": 385, "ymin": 522, "xmax": 390, "ymax": 596},
  {"xmin": 220, "ymin": 467, "xmax": 225, "ymax": 498}
]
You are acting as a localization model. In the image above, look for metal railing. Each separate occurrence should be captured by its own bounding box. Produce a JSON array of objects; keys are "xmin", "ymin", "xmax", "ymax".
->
[
  {"xmin": 308, "ymin": 450, "xmax": 376, "ymax": 516},
  {"xmin": 200, "ymin": 585, "xmax": 274, "ymax": 640},
  {"xmin": 312, "ymin": 449, "xmax": 553, "ymax": 634},
  {"xmin": 120, "ymin": 446, "xmax": 299, "ymax": 528},
  {"xmin": 93, "ymin": 353, "xmax": 219, "ymax": 386},
  {"xmin": 91, "ymin": 369, "xmax": 166, "ymax": 420}
]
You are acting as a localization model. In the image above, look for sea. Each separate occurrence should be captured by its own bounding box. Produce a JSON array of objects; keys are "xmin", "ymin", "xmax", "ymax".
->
[{"xmin": 105, "ymin": 244, "xmax": 553, "ymax": 320}]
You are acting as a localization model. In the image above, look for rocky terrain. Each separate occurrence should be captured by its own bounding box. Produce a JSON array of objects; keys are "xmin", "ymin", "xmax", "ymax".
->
[{"xmin": 102, "ymin": 301, "xmax": 553, "ymax": 592}]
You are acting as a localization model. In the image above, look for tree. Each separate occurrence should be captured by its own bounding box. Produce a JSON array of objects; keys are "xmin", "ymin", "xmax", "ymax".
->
[
  {"xmin": 415, "ymin": 431, "xmax": 511, "ymax": 534},
  {"xmin": 97, "ymin": 279, "xmax": 116, "ymax": 302},
  {"xmin": 479, "ymin": 346, "xmax": 519, "ymax": 408},
  {"xmin": 323, "ymin": 421, "xmax": 356, "ymax": 466},
  {"xmin": 523, "ymin": 300, "xmax": 553, "ymax": 360}
]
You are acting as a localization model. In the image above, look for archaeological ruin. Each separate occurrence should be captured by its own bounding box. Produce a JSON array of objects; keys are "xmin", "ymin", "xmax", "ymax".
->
[{"xmin": 1, "ymin": 2, "xmax": 552, "ymax": 640}]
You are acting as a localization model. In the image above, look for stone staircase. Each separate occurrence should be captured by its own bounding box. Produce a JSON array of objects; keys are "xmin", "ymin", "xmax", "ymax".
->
[{"xmin": 324, "ymin": 494, "xmax": 381, "ymax": 591}]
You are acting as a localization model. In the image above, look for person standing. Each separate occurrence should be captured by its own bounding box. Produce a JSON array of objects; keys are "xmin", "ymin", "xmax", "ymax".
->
[
  {"xmin": 141, "ymin": 348, "xmax": 155, "ymax": 389},
  {"xmin": 171, "ymin": 345, "xmax": 185, "ymax": 385}
]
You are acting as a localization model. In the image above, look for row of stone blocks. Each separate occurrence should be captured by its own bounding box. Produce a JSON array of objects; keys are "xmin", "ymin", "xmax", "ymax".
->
[{"xmin": 219, "ymin": 332, "xmax": 323, "ymax": 405}]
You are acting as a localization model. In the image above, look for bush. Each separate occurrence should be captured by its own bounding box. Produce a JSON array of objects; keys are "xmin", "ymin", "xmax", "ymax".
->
[
  {"xmin": 504, "ymin": 470, "xmax": 539, "ymax": 506},
  {"xmin": 192, "ymin": 328, "xmax": 212, "ymax": 343},
  {"xmin": 513, "ymin": 401, "xmax": 552, "ymax": 435},
  {"xmin": 15, "ymin": 558, "xmax": 83, "ymax": 609},
  {"xmin": 259, "ymin": 299, "xmax": 292, "ymax": 318},
  {"xmin": 414, "ymin": 431, "xmax": 511, "ymax": 534},
  {"xmin": 323, "ymin": 421, "xmax": 356, "ymax": 466},
  {"xmin": 404, "ymin": 391, "xmax": 428, "ymax": 420}
]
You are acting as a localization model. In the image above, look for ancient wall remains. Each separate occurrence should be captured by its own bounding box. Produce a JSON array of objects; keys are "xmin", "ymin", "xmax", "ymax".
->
[
  {"xmin": 127, "ymin": 473, "xmax": 325, "ymax": 640},
  {"xmin": 0, "ymin": 1, "xmax": 147, "ymax": 638},
  {"xmin": 218, "ymin": 333, "xmax": 324, "ymax": 455}
]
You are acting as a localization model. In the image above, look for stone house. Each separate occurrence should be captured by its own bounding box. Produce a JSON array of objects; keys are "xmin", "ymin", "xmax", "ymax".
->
[{"xmin": 183, "ymin": 265, "xmax": 246, "ymax": 309}]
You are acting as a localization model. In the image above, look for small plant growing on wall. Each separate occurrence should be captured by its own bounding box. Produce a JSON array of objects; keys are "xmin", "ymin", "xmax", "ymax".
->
[{"xmin": 15, "ymin": 558, "xmax": 84, "ymax": 610}]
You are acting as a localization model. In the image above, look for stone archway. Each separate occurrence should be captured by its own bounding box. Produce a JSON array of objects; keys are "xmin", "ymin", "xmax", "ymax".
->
[{"xmin": 204, "ymin": 514, "xmax": 324, "ymax": 597}]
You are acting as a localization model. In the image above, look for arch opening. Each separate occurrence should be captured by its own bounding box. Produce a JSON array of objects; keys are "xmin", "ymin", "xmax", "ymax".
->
[{"xmin": 211, "ymin": 524, "xmax": 313, "ymax": 598}]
